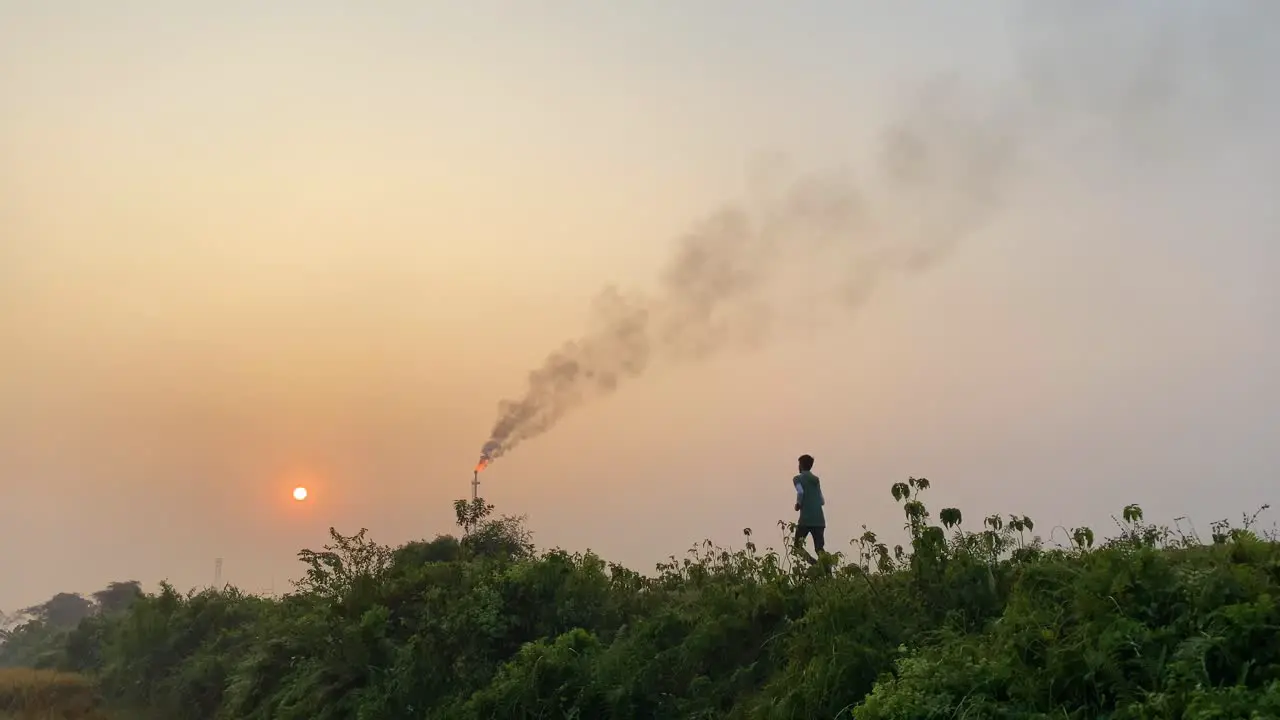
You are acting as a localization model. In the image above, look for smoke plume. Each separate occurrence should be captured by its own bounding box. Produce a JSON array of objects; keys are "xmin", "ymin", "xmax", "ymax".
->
[
  {"xmin": 478, "ymin": 2, "xmax": 1277, "ymax": 465},
  {"xmin": 479, "ymin": 79, "xmax": 1018, "ymax": 464}
]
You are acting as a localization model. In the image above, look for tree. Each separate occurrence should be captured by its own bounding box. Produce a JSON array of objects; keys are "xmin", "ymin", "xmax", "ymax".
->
[
  {"xmin": 392, "ymin": 534, "xmax": 462, "ymax": 567},
  {"xmin": 294, "ymin": 527, "xmax": 393, "ymax": 599},
  {"xmin": 92, "ymin": 581, "xmax": 142, "ymax": 614},
  {"xmin": 22, "ymin": 593, "xmax": 95, "ymax": 629},
  {"xmin": 454, "ymin": 497, "xmax": 535, "ymax": 560}
]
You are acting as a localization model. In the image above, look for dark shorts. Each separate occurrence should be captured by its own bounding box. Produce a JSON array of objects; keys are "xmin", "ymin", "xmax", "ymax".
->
[{"xmin": 794, "ymin": 524, "xmax": 825, "ymax": 553}]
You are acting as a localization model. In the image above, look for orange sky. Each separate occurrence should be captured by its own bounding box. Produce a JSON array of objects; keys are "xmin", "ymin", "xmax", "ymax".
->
[{"xmin": 3, "ymin": 2, "xmax": 1279, "ymax": 610}]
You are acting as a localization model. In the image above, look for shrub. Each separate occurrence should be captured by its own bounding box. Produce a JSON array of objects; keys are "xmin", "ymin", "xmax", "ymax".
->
[{"xmin": 8, "ymin": 480, "xmax": 1277, "ymax": 718}]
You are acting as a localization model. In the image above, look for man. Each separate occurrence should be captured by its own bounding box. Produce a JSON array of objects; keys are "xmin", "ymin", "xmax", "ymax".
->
[{"xmin": 792, "ymin": 454, "xmax": 826, "ymax": 558}]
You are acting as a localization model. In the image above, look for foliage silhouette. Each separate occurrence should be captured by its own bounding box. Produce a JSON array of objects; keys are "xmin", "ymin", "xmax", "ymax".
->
[{"xmin": 3, "ymin": 479, "xmax": 1279, "ymax": 718}]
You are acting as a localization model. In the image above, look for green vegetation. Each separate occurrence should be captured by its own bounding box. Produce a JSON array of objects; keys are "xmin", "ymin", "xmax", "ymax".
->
[
  {"xmin": 1, "ymin": 584, "xmax": 141, "ymax": 672},
  {"xmin": 4, "ymin": 478, "xmax": 1279, "ymax": 718}
]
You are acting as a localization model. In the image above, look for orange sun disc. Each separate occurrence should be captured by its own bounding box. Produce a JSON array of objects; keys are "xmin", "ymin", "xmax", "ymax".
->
[{"xmin": 292, "ymin": 486, "xmax": 308, "ymax": 501}]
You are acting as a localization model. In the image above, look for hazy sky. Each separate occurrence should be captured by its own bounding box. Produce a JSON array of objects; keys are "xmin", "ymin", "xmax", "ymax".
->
[{"xmin": 3, "ymin": 1, "xmax": 1278, "ymax": 611}]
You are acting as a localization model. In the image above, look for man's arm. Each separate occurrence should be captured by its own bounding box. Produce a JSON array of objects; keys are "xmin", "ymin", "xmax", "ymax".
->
[{"xmin": 794, "ymin": 477, "xmax": 803, "ymax": 511}]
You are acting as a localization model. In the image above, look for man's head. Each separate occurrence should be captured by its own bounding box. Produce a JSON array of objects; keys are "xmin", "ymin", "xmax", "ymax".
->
[{"xmin": 798, "ymin": 454, "xmax": 814, "ymax": 472}]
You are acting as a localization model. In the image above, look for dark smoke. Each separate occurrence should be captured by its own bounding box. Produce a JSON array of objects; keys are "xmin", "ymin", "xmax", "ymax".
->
[
  {"xmin": 479, "ymin": 2, "xmax": 1277, "ymax": 465},
  {"xmin": 480, "ymin": 79, "xmax": 1018, "ymax": 463}
]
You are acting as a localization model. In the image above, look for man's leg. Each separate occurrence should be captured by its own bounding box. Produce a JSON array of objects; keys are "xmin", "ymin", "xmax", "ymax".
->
[
  {"xmin": 794, "ymin": 526, "xmax": 817, "ymax": 563},
  {"xmin": 793, "ymin": 525, "xmax": 811, "ymax": 549},
  {"xmin": 811, "ymin": 527, "xmax": 826, "ymax": 555}
]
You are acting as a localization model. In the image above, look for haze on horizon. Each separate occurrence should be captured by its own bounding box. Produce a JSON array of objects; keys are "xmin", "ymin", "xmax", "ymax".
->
[{"xmin": 3, "ymin": 1, "xmax": 1278, "ymax": 612}]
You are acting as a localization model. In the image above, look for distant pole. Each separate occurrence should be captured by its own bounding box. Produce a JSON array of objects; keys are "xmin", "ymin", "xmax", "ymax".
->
[
  {"xmin": 214, "ymin": 558, "xmax": 223, "ymax": 588},
  {"xmin": 472, "ymin": 470, "xmax": 479, "ymax": 501}
]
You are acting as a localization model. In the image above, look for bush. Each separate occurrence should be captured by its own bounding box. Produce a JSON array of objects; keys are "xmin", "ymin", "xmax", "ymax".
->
[{"xmin": 12, "ymin": 480, "xmax": 1279, "ymax": 718}]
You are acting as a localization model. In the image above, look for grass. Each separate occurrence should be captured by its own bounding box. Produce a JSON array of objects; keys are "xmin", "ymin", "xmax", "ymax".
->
[{"xmin": 0, "ymin": 668, "xmax": 108, "ymax": 720}]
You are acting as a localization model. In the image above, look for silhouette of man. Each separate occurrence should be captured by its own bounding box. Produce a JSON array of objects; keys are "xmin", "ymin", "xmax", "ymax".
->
[{"xmin": 793, "ymin": 454, "xmax": 826, "ymax": 558}]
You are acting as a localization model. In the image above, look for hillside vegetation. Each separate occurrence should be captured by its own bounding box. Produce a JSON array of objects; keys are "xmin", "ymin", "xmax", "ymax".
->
[{"xmin": 4, "ymin": 478, "xmax": 1280, "ymax": 719}]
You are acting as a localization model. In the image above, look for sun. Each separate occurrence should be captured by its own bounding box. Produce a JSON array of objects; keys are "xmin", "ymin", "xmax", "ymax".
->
[{"xmin": 292, "ymin": 486, "xmax": 308, "ymax": 501}]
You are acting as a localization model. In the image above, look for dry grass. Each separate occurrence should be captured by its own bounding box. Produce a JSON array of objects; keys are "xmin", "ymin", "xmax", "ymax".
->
[{"xmin": 0, "ymin": 668, "xmax": 108, "ymax": 720}]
